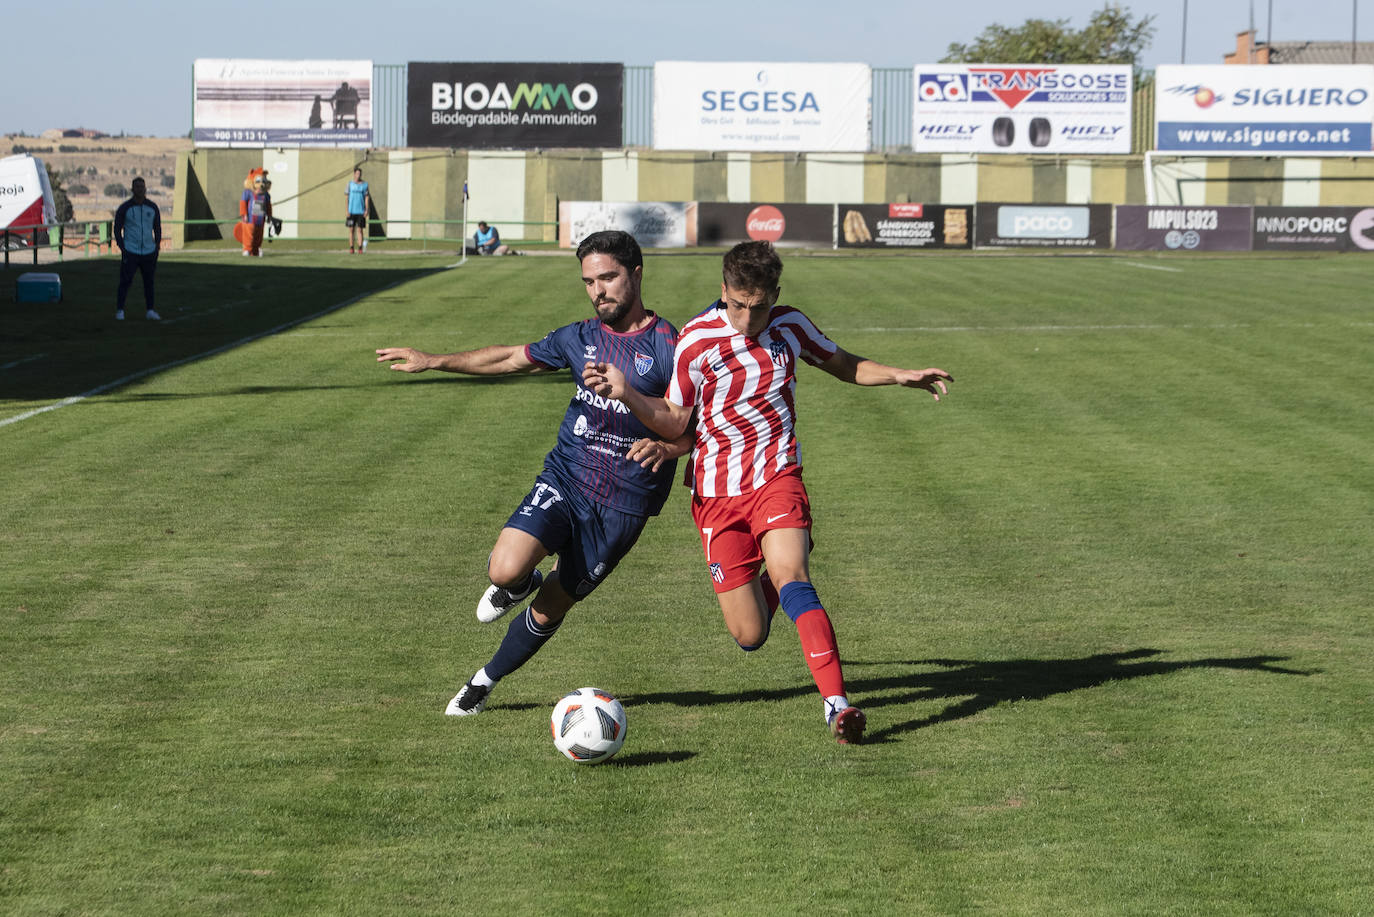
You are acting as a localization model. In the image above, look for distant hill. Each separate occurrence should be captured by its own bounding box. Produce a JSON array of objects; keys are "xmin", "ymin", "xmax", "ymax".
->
[{"xmin": 5, "ymin": 135, "xmax": 192, "ymax": 223}]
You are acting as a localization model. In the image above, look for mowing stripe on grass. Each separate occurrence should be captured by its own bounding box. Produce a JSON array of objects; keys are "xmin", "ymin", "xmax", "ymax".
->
[
  {"xmin": 0, "ymin": 278, "xmax": 411, "ymax": 430},
  {"xmin": 1, "ymin": 353, "xmax": 47, "ymax": 371}
]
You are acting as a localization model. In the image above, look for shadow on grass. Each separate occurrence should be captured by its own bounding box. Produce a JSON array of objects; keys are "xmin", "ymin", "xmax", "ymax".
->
[
  {"xmin": 1, "ymin": 258, "xmax": 435, "ymax": 403},
  {"xmin": 610, "ymin": 751, "xmax": 698, "ymax": 767},
  {"xmin": 624, "ymin": 649, "xmax": 1314, "ymax": 745},
  {"xmin": 100, "ymin": 373, "xmax": 569, "ymax": 402}
]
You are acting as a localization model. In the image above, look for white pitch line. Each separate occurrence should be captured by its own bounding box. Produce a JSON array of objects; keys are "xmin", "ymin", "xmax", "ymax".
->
[
  {"xmin": 1120, "ymin": 261, "xmax": 1184, "ymax": 273},
  {"xmin": 1, "ymin": 353, "xmax": 47, "ymax": 371},
  {"xmin": 0, "ymin": 280, "xmax": 410, "ymax": 430}
]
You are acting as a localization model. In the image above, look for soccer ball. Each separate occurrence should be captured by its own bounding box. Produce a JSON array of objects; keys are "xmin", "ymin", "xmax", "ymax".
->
[{"xmin": 551, "ymin": 688, "xmax": 627, "ymax": 764}]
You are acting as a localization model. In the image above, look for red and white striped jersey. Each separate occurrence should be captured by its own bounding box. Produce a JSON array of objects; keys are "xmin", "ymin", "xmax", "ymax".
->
[{"xmin": 668, "ymin": 303, "xmax": 838, "ymax": 497}]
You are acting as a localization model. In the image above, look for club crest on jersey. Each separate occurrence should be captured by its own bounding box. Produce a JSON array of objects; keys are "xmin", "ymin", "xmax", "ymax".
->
[
  {"xmin": 634, "ymin": 352, "xmax": 653, "ymax": 376},
  {"xmin": 709, "ymin": 562, "xmax": 725, "ymax": 584},
  {"xmin": 769, "ymin": 339, "xmax": 788, "ymax": 367}
]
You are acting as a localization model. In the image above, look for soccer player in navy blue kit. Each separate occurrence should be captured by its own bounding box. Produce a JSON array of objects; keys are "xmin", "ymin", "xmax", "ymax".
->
[{"xmin": 375, "ymin": 231, "xmax": 683, "ymax": 715}]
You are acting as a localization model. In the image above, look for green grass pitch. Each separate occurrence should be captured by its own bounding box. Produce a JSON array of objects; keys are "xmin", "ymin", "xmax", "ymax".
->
[{"xmin": 2, "ymin": 249, "xmax": 1372, "ymax": 915}]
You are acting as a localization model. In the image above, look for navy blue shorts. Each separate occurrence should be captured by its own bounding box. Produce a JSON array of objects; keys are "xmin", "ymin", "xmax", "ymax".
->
[{"xmin": 503, "ymin": 470, "xmax": 649, "ymax": 600}]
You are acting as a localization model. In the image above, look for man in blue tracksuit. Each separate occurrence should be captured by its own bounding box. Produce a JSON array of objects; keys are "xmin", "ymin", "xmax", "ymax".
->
[{"xmin": 113, "ymin": 177, "xmax": 161, "ymax": 321}]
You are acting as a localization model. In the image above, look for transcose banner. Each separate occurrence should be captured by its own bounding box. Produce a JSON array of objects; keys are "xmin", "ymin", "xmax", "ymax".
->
[
  {"xmin": 1155, "ymin": 65, "xmax": 1374, "ymax": 153},
  {"xmin": 193, "ymin": 59, "xmax": 372, "ymax": 148},
  {"xmin": 836, "ymin": 204, "xmax": 972, "ymax": 249},
  {"xmin": 913, "ymin": 64, "xmax": 1132, "ymax": 153},
  {"xmin": 409, "ymin": 62, "xmax": 623, "ymax": 149},
  {"xmin": 653, "ymin": 62, "xmax": 870, "ymax": 152}
]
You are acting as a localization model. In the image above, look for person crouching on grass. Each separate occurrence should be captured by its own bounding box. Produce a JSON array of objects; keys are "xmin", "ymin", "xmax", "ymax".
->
[{"xmin": 583, "ymin": 240, "xmax": 953, "ymax": 744}]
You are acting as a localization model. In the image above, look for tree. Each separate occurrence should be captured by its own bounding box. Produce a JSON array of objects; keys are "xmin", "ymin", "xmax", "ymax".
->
[
  {"xmin": 943, "ymin": 3, "xmax": 1155, "ymax": 74},
  {"xmin": 45, "ymin": 164, "xmax": 74, "ymax": 223}
]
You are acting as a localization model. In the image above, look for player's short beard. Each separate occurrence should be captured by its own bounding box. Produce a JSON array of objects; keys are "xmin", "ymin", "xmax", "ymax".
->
[{"xmin": 595, "ymin": 298, "xmax": 632, "ymax": 326}]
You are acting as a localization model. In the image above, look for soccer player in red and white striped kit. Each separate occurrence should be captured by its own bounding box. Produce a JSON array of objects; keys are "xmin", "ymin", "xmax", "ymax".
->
[{"xmin": 584, "ymin": 240, "xmax": 952, "ymax": 743}]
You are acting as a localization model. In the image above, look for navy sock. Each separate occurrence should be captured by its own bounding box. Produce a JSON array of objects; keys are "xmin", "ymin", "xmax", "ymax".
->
[
  {"xmin": 484, "ymin": 608, "xmax": 562, "ymax": 682},
  {"xmin": 779, "ymin": 581, "xmax": 823, "ymax": 623}
]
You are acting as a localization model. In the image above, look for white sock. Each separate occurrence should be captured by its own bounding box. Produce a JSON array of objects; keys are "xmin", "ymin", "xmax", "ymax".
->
[
  {"xmin": 471, "ymin": 667, "xmax": 495, "ymax": 688},
  {"xmin": 824, "ymin": 694, "xmax": 850, "ymax": 723}
]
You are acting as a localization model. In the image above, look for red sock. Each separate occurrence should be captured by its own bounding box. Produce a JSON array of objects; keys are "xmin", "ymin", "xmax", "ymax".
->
[{"xmin": 794, "ymin": 608, "xmax": 845, "ymax": 698}]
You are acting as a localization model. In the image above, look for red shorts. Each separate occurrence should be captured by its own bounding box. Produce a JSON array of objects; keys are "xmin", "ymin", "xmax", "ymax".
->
[{"xmin": 690, "ymin": 468, "xmax": 813, "ymax": 593}]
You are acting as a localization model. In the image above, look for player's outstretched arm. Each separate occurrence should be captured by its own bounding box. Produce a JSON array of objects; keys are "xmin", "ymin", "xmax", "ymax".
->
[
  {"xmin": 375, "ymin": 345, "xmax": 541, "ymax": 375},
  {"xmin": 819, "ymin": 348, "xmax": 953, "ymax": 400},
  {"xmin": 582, "ymin": 361, "xmax": 693, "ymax": 439}
]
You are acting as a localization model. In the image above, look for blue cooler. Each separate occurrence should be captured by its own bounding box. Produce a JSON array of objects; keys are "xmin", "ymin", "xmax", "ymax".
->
[{"xmin": 15, "ymin": 272, "xmax": 62, "ymax": 303}]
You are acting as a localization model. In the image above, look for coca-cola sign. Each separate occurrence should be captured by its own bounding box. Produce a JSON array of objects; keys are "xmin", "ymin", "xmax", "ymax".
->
[
  {"xmin": 696, "ymin": 203, "xmax": 833, "ymax": 246},
  {"xmin": 747, "ymin": 205, "xmax": 786, "ymax": 241}
]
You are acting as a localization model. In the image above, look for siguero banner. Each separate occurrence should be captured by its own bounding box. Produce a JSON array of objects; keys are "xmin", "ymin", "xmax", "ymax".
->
[{"xmin": 408, "ymin": 62, "xmax": 623, "ymax": 149}]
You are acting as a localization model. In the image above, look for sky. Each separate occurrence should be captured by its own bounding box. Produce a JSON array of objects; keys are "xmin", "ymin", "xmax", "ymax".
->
[{"xmin": 5, "ymin": 0, "xmax": 1369, "ymax": 136}]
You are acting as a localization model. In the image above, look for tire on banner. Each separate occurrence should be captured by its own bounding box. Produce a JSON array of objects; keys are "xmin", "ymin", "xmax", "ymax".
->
[
  {"xmin": 1029, "ymin": 118, "xmax": 1052, "ymax": 148},
  {"xmin": 993, "ymin": 117, "xmax": 1015, "ymax": 148}
]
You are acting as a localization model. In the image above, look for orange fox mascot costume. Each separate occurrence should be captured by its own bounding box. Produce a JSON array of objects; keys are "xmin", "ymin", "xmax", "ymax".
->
[{"xmin": 234, "ymin": 168, "xmax": 268, "ymax": 255}]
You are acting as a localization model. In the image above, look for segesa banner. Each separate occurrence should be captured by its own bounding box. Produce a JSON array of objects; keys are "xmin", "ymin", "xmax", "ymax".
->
[
  {"xmin": 913, "ymin": 64, "xmax": 1133, "ymax": 153},
  {"xmin": 409, "ymin": 62, "xmax": 623, "ymax": 149},
  {"xmin": 653, "ymin": 62, "xmax": 871, "ymax": 152},
  {"xmin": 1155, "ymin": 65, "xmax": 1374, "ymax": 153}
]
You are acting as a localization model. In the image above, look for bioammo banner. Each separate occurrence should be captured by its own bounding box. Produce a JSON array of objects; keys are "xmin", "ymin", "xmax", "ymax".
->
[
  {"xmin": 975, "ymin": 204, "xmax": 1112, "ymax": 249},
  {"xmin": 193, "ymin": 59, "xmax": 372, "ymax": 148},
  {"xmin": 409, "ymin": 62, "xmax": 623, "ymax": 149},
  {"xmin": 1115, "ymin": 206, "xmax": 1253, "ymax": 251},
  {"xmin": 836, "ymin": 204, "xmax": 972, "ymax": 249},
  {"xmin": 913, "ymin": 64, "xmax": 1132, "ymax": 154},
  {"xmin": 1253, "ymin": 206, "xmax": 1374, "ymax": 252},
  {"xmin": 695, "ymin": 203, "xmax": 834, "ymax": 246},
  {"xmin": 558, "ymin": 201, "xmax": 697, "ymax": 249},
  {"xmin": 1155, "ymin": 65, "xmax": 1374, "ymax": 153},
  {"xmin": 653, "ymin": 62, "xmax": 871, "ymax": 152}
]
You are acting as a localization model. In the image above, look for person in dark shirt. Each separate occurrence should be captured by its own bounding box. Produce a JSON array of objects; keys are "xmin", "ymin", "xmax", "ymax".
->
[
  {"xmin": 375, "ymin": 230, "xmax": 684, "ymax": 716},
  {"xmin": 113, "ymin": 177, "xmax": 161, "ymax": 321}
]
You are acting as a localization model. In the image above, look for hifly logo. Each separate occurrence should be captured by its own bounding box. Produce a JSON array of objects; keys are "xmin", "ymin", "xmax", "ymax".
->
[{"xmin": 918, "ymin": 74, "xmax": 968, "ymax": 103}]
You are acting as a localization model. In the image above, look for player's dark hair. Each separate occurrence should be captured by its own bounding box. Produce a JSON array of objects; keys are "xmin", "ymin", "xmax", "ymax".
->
[
  {"xmin": 576, "ymin": 230, "xmax": 643, "ymax": 273},
  {"xmin": 722, "ymin": 240, "xmax": 782, "ymax": 293}
]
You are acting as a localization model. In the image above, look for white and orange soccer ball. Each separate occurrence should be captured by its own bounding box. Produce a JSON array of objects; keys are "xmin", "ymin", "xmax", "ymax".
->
[{"xmin": 551, "ymin": 688, "xmax": 626, "ymax": 764}]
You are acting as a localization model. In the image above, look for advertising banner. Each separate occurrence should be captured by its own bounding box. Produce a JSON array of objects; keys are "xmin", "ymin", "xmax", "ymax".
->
[
  {"xmin": 974, "ymin": 204, "xmax": 1112, "ymax": 248},
  {"xmin": 0, "ymin": 154, "xmax": 57, "ymax": 238},
  {"xmin": 559, "ymin": 201, "xmax": 697, "ymax": 249},
  {"xmin": 695, "ymin": 202, "xmax": 834, "ymax": 246},
  {"xmin": 912, "ymin": 64, "xmax": 1132, "ymax": 153},
  {"xmin": 1253, "ymin": 206, "xmax": 1374, "ymax": 251},
  {"xmin": 1155, "ymin": 65, "xmax": 1374, "ymax": 153},
  {"xmin": 1114, "ymin": 205, "xmax": 1253, "ymax": 251},
  {"xmin": 835, "ymin": 203, "xmax": 972, "ymax": 249},
  {"xmin": 409, "ymin": 62, "xmax": 623, "ymax": 149},
  {"xmin": 193, "ymin": 59, "xmax": 372, "ymax": 148},
  {"xmin": 653, "ymin": 62, "xmax": 870, "ymax": 152}
]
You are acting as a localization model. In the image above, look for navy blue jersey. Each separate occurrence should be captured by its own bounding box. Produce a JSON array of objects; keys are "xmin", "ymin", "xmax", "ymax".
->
[{"xmin": 524, "ymin": 312, "xmax": 680, "ymax": 516}]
